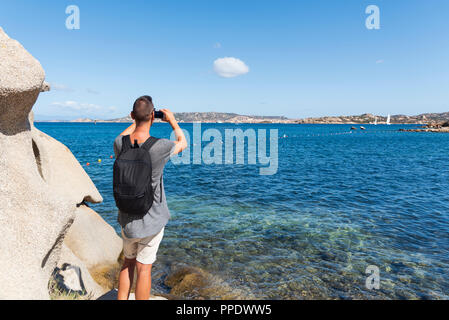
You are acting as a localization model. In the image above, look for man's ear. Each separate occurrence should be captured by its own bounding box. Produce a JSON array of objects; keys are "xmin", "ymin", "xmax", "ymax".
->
[{"xmin": 130, "ymin": 111, "xmax": 135, "ymax": 120}]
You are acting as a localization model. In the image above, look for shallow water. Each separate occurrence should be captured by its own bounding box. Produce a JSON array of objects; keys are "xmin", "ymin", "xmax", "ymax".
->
[{"xmin": 36, "ymin": 122, "xmax": 449, "ymax": 299}]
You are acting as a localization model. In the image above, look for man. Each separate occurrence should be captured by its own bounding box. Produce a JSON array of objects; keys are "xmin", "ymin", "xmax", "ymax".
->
[{"xmin": 114, "ymin": 96, "xmax": 187, "ymax": 300}]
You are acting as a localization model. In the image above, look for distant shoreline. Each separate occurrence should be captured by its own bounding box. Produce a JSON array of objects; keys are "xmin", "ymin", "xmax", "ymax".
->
[
  {"xmin": 34, "ymin": 121, "xmax": 424, "ymax": 125},
  {"xmin": 34, "ymin": 111, "xmax": 449, "ymax": 125}
]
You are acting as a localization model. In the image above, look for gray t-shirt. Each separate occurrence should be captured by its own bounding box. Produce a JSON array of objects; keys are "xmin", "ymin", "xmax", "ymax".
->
[{"xmin": 114, "ymin": 135, "xmax": 175, "ymax": 239}]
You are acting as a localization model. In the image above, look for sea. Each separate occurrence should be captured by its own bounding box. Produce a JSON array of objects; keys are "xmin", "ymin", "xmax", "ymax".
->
[{"xmin": 35, "ymin": 122, "xmax": 449, "ymax": 300}]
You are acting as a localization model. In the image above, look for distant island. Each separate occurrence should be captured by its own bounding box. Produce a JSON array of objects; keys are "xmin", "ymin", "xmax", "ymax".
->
[
  {"xmin": 64, "ymin": 112, "xmax": 292, "ymax": 124},
  {"xmin": 38, "ymin": 111, "xmax": 449, "ymax": 125}
]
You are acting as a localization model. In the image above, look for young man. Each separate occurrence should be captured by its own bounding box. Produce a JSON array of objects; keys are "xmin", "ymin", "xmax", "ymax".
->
[{"xmin": 114, "ymin": 96, "xmax": 187, "ymax": 300}]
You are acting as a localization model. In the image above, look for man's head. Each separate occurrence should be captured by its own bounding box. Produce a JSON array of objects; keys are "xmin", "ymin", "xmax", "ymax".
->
[{"xmin": 131, "ymin": 95, "xmax": 154, "ymax": 124}]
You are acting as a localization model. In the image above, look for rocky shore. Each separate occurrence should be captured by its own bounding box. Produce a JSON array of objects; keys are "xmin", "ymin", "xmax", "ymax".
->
[{"xmin": 399, "ymin": 122, "xmax": 449, "ymax": 133}]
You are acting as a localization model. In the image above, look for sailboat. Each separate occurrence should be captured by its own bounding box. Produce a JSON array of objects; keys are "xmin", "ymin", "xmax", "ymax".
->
[
  {"xmin": 374, "ymin": 117, "xmax": 378, "ymax": 125},
  {"xmin": 386, "ymin": 114, "xmax": 391, "ymax": 125}
]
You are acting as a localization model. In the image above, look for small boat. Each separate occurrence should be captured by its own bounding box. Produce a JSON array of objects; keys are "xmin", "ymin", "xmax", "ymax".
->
[
  {"xmin": 350, "ymin": 126, "xmax": 357, "ymax": 130},
  {"xmin": 360, "ymin": 126, "xmax": 366, "ymax": 130}
]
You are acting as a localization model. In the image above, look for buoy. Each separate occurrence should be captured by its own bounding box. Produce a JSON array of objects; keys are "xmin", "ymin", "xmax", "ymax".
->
[
  {"xmin": 86, "ymin": 162, "xmax": 90, "ymax": 166},
  {"xmin": 110, "ymin": 155, "xmax": 113, "ymax": 159},
  {"xmin": 98, "ymin": 159, "xmax": 102, "ymax": 163}
]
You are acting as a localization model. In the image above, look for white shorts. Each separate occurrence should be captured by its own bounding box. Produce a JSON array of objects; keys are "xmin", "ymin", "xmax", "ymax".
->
[{"xmin": 121, "ymin": 228, "xmax": 164, "ymax": 265}]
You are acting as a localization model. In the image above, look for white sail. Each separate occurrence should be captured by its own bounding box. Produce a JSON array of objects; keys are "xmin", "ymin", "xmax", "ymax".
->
[
  {"xmin": 374, "ymin": 117, "xmax": 377, "ymax": 125},
  {"xmin": 386, "ymin": 114, "xmax": 391, "ymax": 125}
]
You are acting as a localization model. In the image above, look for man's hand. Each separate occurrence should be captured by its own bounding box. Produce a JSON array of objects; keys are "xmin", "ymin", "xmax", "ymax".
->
[
  {"xmin": 160, "ymin": 109, "xmax": 176, "ymax": 124},
  {"xmin": 161, "ymin": 109, "xmax": 187, "ymax": 155}
]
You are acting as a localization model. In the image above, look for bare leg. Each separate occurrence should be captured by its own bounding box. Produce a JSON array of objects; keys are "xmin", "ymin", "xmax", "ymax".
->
[
  {"xmin": 135, "ymin": 261, "xmax": 152, "ymax": 300},
  {"xmin": 117, "ymin": 258, "xmax": 136, "ymax": 300}
]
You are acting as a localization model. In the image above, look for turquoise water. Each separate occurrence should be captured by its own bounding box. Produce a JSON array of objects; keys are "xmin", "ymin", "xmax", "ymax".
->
[{"xmin": 36, "ymin": 122, "xmax": 449, "ymax": 299}]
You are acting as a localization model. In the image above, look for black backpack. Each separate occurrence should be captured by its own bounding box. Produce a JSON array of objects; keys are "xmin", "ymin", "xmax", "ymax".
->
[{"xmin": 113, "ymin": 135, "xmax": 159, "ymax": 215}]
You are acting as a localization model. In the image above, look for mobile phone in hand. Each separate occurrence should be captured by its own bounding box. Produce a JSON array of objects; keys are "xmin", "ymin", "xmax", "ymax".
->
[{"xmin": 154, "ymin": 110, "xmax": 164, "ymax": 119}]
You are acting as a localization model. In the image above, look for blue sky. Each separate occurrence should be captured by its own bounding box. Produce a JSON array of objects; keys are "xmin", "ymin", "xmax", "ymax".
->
[{"xmin": 1, "ymin": 0, "xmax": 448, "ymax": 120}]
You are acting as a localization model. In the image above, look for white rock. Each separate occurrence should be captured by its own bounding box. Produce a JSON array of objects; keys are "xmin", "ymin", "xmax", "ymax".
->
[
  {"xmin": 0, "ymin": 27, "xmax": 111, "ymax": 300},
  {"xmin": 57, "ymin": 243, "xmax": 106, "ymax": 298},
  {"xmin": 58, "ymin": 266, "xmax": 84, "ymax": 293},
  {"xmin": 0, "ymin": 130, "xmax": 75, "ymax": 299},
  {"xmin": 64, "ymin": 205, "xmax": 121, "ymax": 269},
  {"xmin": 0, "ymin": 27, "xmax": 45, "ymax": 135},
  {"xmin": 31, "ymin": 127, "xmax": 103, "ymax": 204}
]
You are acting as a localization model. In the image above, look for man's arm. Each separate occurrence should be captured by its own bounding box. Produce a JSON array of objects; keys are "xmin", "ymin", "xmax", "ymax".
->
[
  {"xmin": 119, "ymin": 120, "xmax": 136, "ymax": 136},
  {"xmin": 161, "ymin": 109, "xmax": 187, "ymax": 155}
]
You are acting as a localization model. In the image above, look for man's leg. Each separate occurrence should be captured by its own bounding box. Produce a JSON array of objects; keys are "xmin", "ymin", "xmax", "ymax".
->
[
  {"xmin": 117, "ymin": 258, "xmax": 136, "ymax": 300},
  {"xmin": 135, "ymin": 262, "xmax": 152, "ymax": 300}
]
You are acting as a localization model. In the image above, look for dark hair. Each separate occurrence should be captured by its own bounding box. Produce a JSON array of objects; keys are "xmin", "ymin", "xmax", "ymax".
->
[{"xmin": 132, "ymin": 96, "xmax": 154, "ymax": 122}]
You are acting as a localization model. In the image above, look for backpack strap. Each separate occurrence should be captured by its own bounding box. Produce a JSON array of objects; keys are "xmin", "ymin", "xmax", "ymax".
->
[
  {"xmin": 121, "ymin": 135, "xmax": 132, "ymax": 153},
  {"xmin": 141, "ymin": 136, "xmax": 159, "ymax": 151}
]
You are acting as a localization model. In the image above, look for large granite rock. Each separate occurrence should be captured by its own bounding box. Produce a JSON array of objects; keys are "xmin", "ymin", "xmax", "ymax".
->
[
  {"xmin": 30, "ymin": 128, "xmax": 102, "ymax": 204},
  {"xmin": 64, "ymin": 205, "xmax": 121, "ymax": 269},
  {"xmin": 0, "ymin": 27, "xmax": 116, "ymax": 300},
  {"xmin": 0, "ymin": 27, "xmax": 46, "ymax": 135}
]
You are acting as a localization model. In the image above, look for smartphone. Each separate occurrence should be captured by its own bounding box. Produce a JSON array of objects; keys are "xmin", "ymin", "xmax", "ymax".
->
[{"xmin": 154, "ymin": 110, "xmax": 164, "ymax": 119}]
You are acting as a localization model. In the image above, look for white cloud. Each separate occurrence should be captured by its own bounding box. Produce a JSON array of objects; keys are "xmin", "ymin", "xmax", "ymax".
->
[
  {"xmin": 51, "ymin": 83, "xmax": 74, "ymax": 92},
  {"xmin": 86, "ymin": 88, "xmax": 100, "ymax": 94},
  {"xmin": 213, "ymin": 57, "xmax": 249, "ymax": 78},
  {"xmin": 52, "ymin": 101, "xmax": 99, "ymax": 111},
  {"xmin": 51, "ymin": 101, "xmax": 117, "ymax": 117}
]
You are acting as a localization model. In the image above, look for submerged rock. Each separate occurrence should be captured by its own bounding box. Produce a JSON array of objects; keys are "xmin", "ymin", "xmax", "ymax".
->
[{"xmin": 165, "ymin": 263, "xmax": 253, "ymax": 300}]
